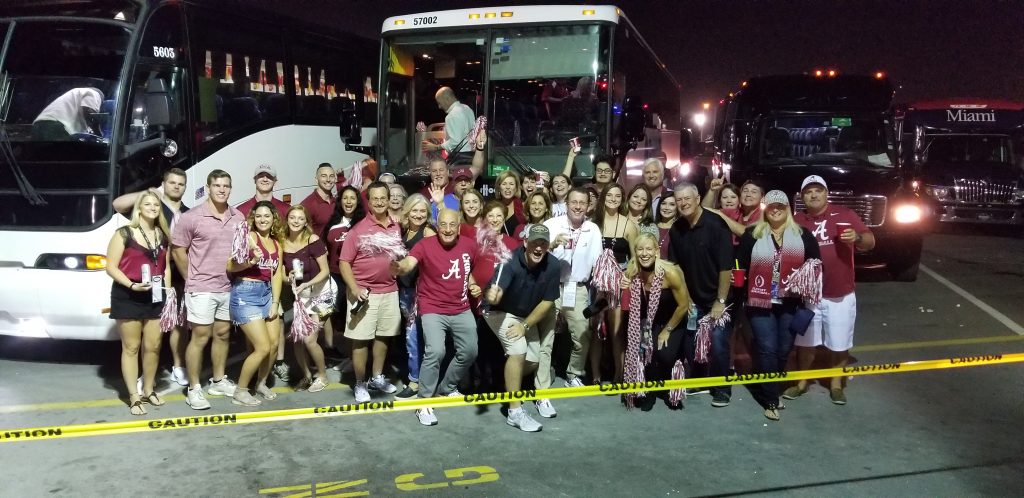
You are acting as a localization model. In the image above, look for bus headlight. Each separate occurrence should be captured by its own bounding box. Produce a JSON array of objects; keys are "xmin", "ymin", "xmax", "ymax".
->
[
  {"xmin": 893, "ymin": 204, "xmax": 923, "ymax": 224},
  {"xmin": 924, "ymin": 185, "xmax": 951, "ymax": 201},
  {"xmin": 35, "ymin": 254, "xmax": 107, "ymax": 270}
]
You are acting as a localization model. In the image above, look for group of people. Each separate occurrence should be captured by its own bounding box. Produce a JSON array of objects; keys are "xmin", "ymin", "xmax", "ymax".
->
[{"xmin": 106, "ymin": 95, "xmax": 873, "ymax": 429}]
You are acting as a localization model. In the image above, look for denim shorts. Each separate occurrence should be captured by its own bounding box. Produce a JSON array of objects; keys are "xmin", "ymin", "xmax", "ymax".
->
[{"xmin": 230, "ymin": 280, "xmax": 272, "ymax": 325}]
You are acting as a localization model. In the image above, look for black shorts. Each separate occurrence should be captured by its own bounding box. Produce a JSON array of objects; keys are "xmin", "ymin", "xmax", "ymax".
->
[{"xmin": 109, "ymin": 282, "xmax": 163, "ymax": 320}]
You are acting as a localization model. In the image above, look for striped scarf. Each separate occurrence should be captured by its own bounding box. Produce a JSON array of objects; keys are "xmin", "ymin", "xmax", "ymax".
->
[
  {"xmin": 747, "ymin": 227, "xmax": 804, "ymax": 309},
  {"xmin": 623, "ymin": 265, "xmax": 664, "ymax": 409}
]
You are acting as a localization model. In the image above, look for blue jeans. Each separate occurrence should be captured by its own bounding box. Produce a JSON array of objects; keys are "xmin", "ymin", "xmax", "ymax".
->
[
  {"xmin": 685, "ymin": 305, "xmax": 733, "ymax": 397},
  {"xmin": 399, "ymin": 286, "xmax": 423, "ymax": 382},
  {"xmin": 746, "ymin": 301, "xmax": 797, "ymax": 409}
]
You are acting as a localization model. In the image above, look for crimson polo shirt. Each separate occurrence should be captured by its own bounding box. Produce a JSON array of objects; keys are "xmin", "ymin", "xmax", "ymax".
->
[
  {"xmin": 794, "ymin": 203, "xmax": 870, "ymax": 298},
  {"xmin": 171, "ymin": 201, "xmax": 245, "ymax": 293},
  {"xmin": 409, "ymin": 235, "xmax": 479, "ymax": 315},
  {"xmin": 338, "ymin": 215, "xmax": 400, "ymax": 294},
  {"xmin": 236, "ymin": 196, "xmax": 290, "ymax": 220},
  {"xmin": 300, "ymin": 190, "xmax": 336, "ymax": 237}
]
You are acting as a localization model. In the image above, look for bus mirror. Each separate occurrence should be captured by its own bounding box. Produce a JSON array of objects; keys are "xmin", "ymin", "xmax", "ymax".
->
[
  {"xmin": 338, "ymin": 97, "xmax": 362, "ymax": 144},
  {"xmin": 620, "ymin": 96, "xmax": 646, "ymax": 144},
  {"xmin": 144, "ymin": 78, "xmax": 173, "ymax": 127},
  {"xmin": 913, "ymin": 125, "xmax": 924, "ymax": 156}
]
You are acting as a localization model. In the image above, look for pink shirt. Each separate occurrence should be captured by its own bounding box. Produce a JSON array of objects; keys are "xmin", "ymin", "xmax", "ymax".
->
[
  {"xmin": 300, "ymin": 191, "xmax": 336, "ymax": 237},
  {"xmin": 236, "ymin": 196, "xmax": 290, "ymax": 220},
  {"xmin": 171, "ymin": 201, "xmax": 245, "ymax": 293},
  {"xmin": 338, "ymin": 216, "xmax": 400, "ymax": 294},
  {"xmin": 795, "ymin": 203, "xmax": 870, "ymax": 298},
  {"xmin": 410, "ymin": 235, "xmax": 479, "ymax": 315}
]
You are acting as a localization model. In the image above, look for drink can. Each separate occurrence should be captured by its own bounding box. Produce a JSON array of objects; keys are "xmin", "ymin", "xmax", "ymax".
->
[
  {"xmin": 292, "ymin": 259, "xmax": 304, "ymax": 281},
  {"xmin": 140, "ymin": 264, "xmax": 151, "ymax": 285}
]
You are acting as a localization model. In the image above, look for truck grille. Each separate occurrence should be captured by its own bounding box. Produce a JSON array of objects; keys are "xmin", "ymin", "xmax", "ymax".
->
[
  {"xmin": 952, "ymin": 179, "xmax": 1017, "ymax": 204},
  {"xmin": 794, "ymin": 193, "xmax": 887, "ymax": 227}
]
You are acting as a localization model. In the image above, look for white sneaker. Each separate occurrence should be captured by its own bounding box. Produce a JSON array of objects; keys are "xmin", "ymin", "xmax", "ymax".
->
[
  {"xmin": 186, "ymin": 386, "xmax": 211, "ymax": 410},
  {"xmin": 207, "ymin": 377, "xmax": 237, "ymax": 397},
  {"xmin": 308, "ymin": 377, "xmax": 328, "ymax": 393},
  {"xmin": 232, "ymin": 388, "xmax": 262, "ymax": 407},
  {"xmin": 535, "ymin": 399, "xmax": 557, "ymax": 418},
  {"xmin": 368, "ymin": 374, "xmax": 397, "ymax": 394},
  {"xmin": 564, "ymin": 377, "xmax": 585, "ymax": 388},
  {"xmin": 506, "ymin": 408, "xmax": 542, "ymax": 432},
  {"xmin": 171, "ymin": 367, "xmax": 188, "ymax": 386},
  {"xmin": 415, "ymin": 408, "xmax": 438, "ymax": 426},
  {"xmin": 353, "ymin": 382, "xmax": 371, "ymax": 403},
  {"xmin": 255, "ymin": 383, "xmax": 277, "ymax": 400},
  {"xmin": 136, "ymin": 376, "xmax": 143, "ymax": 396},
  {"xmin": 445, "ymin": 389, "xmax": 464, "ymax": 398}
]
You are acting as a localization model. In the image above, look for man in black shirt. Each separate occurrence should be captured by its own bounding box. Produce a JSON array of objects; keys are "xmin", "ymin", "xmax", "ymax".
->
[
  {"xmin": 485, "ymin": 224, "xmax": 561, "ymax": 432},
  {"xmin": 667, "ymin": 182, "xmax": 735, "ymax": 407}
]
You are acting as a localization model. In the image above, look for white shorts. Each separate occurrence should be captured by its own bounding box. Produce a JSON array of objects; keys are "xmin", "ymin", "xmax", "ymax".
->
[
  {"xmin": 484, "ymin": 312, "xmax": 540, "ymax": 363},
  {"xmin": 795, "ymin": 292, "xmax": 856, "ymax": 351},
  {"xmin": 185, "ymin": 291, "xmax": 231, "ymax": 325}
]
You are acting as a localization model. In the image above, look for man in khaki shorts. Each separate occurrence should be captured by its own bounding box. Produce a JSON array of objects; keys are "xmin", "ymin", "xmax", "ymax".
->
[
  {"xmin": 485, "ymin": 224, "xmax": 562, "ymax": 432},
  {"xmin": 339, "ymin": 181, "xmax": 401, "ymax": 403}
]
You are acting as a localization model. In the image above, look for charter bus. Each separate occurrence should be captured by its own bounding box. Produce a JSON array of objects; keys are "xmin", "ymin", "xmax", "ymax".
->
[
  {"xmin": 711, "ymin": 73, "xmax": 926, "ymax": 281},
  {"xmin": 895, "ymin": 100, "xmax": 1024, "ymax": 226},
  {"xmin": 0, "ymin": 0, "xmax": 377, "ymax": 340},
  {"xmin": 374, "ymin": 5, "xmax": 688, "ymax": 191}
]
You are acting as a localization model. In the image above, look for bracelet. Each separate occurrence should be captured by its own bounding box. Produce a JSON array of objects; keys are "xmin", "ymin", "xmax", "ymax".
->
[
  {"xmin": 476, "ymin": 147, "xmax": 485, "ymax": 151},
  {"xmin": 128, "ymin": 282, "xmax": 136, "ymax": 290}
]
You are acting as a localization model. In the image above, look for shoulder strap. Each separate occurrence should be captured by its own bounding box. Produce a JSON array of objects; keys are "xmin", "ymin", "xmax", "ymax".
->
[{"xmin": 119, "ymin": 226, "xmax": 132, "ymax": 245}]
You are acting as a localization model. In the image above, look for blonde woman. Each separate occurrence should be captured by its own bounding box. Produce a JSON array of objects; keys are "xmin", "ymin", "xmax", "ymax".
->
[
  {"xmin": 106, "ymin": 192, "xmax": 171, "ymax": 415},
  {"xmin": 280, "ymin": 205, "xmax": 334, "ymax": 392},
  {"xmin": 226, "ymin": 201, "xmax": 285, "ymax": 406},
  {"xmin": 396, "ymin": 194, "xmax": 437, "ymax": 398}
]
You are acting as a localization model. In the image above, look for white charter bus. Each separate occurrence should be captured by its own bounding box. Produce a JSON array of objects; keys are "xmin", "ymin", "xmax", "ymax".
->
[
  {"xmin": 0, "ymin": 0, "xmax": 377, "ymax": 340},
  {"xmin": 375, "ymin": 5, "xmax": 689, "ymax": 190}
]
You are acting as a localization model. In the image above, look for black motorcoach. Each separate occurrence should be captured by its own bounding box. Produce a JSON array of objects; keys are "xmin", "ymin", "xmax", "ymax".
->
[{"xmin": 711, "ymin": 73, "xmax": 926, "ymax": 281}]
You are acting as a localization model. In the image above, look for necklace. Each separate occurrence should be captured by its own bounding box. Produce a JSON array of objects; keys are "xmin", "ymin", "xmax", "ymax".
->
[{"xmin": 137, "ymin": 225, "xmax": 160, "ymax": 262}]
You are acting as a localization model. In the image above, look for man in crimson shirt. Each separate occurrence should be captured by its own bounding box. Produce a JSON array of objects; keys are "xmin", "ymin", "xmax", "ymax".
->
[
  {"xmin": 236, "ymin": 164, "xmax": 290, "ymax": 219},
  {"xmin": 787, "ymin": 175, "xmax": 875, "ymax": 406},
  {"xmin": 300, "ymin": 163, "xmax": 337, "ymax": 237},
  {"xmin": 393, "ymin": 209, "xmax": 482, "ymax": 426}
]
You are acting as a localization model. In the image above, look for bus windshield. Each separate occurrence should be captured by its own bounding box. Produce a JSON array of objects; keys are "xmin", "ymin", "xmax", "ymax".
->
[
  {"xmin": 0, "ymin": 20, "xmax": 130, "ymax": 228},
  {"xmin": 380, "ymin": 24, "xmax": 610, "ymax": 176},
  {"xmin": 759, "ymin": 114, "xmax": 896, "ymax": 168},
  {"xmin": 923, "ymin": 135, "xmax": 1015, "ymax": 166}
]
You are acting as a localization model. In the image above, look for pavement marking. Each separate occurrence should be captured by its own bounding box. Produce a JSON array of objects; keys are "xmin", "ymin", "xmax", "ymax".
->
[
  {"xmin": 2, "ymin": 333, "xmax": 1021, "ymax": 415},
  {"xmin": 258, "ymin": 467, "xmax": 498, "ymax": 496},
  {"xmin": 920, "ymin": 264, "xmax": 1024, "ymax": 335}
]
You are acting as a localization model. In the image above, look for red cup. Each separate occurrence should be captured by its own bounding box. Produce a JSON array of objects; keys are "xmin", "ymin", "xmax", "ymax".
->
[
  {"xmin": 732, "ymin": 268, "xmax": 746, "ymax": 287},
  {"xmin": 835, "ymin": 222, "xmax": 852, "ymax": 241}
]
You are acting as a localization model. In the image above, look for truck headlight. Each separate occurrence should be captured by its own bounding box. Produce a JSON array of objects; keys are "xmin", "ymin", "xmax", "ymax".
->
[
  {"xmin": 924, "ymin": 185, "xmax": 951, "ymax": 201},
  {"xmin": 893, "ymin": 204, "xmax": 923, "ymax": 223}
]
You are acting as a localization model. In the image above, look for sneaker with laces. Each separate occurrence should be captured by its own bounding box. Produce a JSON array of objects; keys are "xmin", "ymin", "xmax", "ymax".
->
[
  {"xmin": 368, "ymin": 374, "xmax": 397, "ymax": 394},
  {"xmin": 353, "ymin": 382, "xmax": 371, "ymax": 403},
  {"xmin": 186, "ymin": 387, "xmax": 211, "ymax": 410},
  {"xmin": 308, "ymin": 377, "xmax": 328, "ymax": 393},
  {"xmin": 255, "ymin": 383, "xmax": 277, "ymax": 400},
  {"xmin": 445, "ymin": 389, "xmax": 464, "ymax": 398},
  {"xmin": 506, "ymin": 408, "xmax": 542, "ymax": 432},
  {"xmin": 534, "ymin": 399, "xmax": 557, "ymax": 418},
  {"xmin": 232, "ymin": 388, "xmax": 262, "ymax": 407},
  {"xmin": 415, "ymin": 408, "xmax": 438, "ymax": 426},
  {"xmin": 171, "ymin": 367, "xmax": 188, "ymax": 386},
  {"xmin": 207, "ymin": 377, "xmax": 237, "ymax": 396},
  {"xmin": 711, "ymin": 392, "xmax": 731, "ymax": 407},
  {"xmin": 564, "ymin": 377, "xmax": 585, "ymax": 388},
  {"xmin": 273, "ymin": 362, "xmax": 290, "ymax": 383}
]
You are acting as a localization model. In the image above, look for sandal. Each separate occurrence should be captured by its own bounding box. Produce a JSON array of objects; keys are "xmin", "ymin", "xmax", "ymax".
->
[
  {"xmin": 141, "ymin": 392, "xmax": 165, "ymax": 406},
  {"xmin": 763, "ymin": 408, "xmax": 780, "ymax": 421},
  {"xmin": 129, "ymin": 398, "xmax": 147, "ymax": 416}
]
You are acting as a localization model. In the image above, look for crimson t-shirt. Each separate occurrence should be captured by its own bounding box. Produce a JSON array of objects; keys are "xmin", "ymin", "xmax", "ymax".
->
[
  {"xmin": 236, "ymin": 196, "xmax": 290, "ymax": 220},
  {"xmin": 282, "ymin": 239, "xmax": 327, "ymax": 281},
  {"xmin": 299, "ymin": 191, "xmax": 336, "ymax": 237},
  {"xmin": 409, "ymin": 235, "xmax": 479, "ymax": 315},
  {"xmin": 794, "ymin": 203, "xmax": 869, "ymax": 298}
]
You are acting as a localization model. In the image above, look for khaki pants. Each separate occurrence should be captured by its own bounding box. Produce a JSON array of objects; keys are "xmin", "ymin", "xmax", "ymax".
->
[{"xmin": 542, "ymin": 283, "xmax": 590, "ymax": 381}]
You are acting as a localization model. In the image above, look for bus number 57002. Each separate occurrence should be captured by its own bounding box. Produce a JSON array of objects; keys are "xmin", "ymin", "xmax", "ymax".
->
[{"xmin": 413, "ymin": 16, "xmax": 437, "ymax": 26}]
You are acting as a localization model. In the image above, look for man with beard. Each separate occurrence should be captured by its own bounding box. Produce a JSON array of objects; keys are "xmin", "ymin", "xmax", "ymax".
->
[
  {"xmin": 485, "ymin": 224, "xmax": 562, "ymax": 432},
  {"xmin": 300, "ymin": 163, "xmax": 338, "ymax": 236},
  {"xmin": 392, "ymin": 209, "xmax": 482, "ymax": 426}
]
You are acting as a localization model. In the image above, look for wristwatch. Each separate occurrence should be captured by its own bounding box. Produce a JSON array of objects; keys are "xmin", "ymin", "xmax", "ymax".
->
[{"xmin": 717, "ymin": 298, "xmax": 727, "ymax": 304}]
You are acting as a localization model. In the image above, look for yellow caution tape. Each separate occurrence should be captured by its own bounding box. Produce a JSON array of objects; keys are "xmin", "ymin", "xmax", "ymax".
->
[{"xmin": 2, "ymin": 352, "xmax": 1020, "ymax": 443}]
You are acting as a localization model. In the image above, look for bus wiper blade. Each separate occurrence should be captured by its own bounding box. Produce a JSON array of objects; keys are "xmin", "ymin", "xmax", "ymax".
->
[
  {"xmin": 488, "ymin": 129, "xmax": 534, "ymax": 175},
  {"xmin": 0, "ymin": 126, "xmax": 47, "ymax": 206}
]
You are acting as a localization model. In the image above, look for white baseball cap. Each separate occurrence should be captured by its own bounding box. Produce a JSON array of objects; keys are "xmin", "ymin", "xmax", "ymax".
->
[
  {"xmin": 800, "ymin": 175, "xmax": 827, "ymax": 191},
  {"xmin": 254, "ymin": 164, "xmax": 277, "ymax": 179}
]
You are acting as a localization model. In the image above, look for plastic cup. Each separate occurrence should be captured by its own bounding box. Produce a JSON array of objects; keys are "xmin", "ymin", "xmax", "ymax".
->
[
  {"xmin": 835, "ymin": 222, "xmax": 852, "ymax": 240},
  {"xmin": 732, "ymin": 268, "xmax": 746, "ymax": 287}
]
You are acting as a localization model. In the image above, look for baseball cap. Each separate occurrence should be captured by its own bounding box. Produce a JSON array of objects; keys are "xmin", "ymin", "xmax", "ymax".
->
[
  {"xmin": 452, "ymin": 167, "xmax": 472, "ymax": 182},
  {"xmin": 763, "ymin": 189, "xmax": 789, "ymax": 207},
  {"xmin": 527, "ymin": 224, "xmax": 550, "ymax": 243},
  {"xmin": 800, "ymin": 175, "xmax": 827, "ymax": 191},
  {"xmin": 378, "ymin": 172, "xmax": 397, "ymax": 183},
  {"xmin": 254, "ymin": 164, "xmax": 277, "ymax": 179}
]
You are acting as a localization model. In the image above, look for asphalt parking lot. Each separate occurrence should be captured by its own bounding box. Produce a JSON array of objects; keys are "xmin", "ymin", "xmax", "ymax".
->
[{"xmin": 1, "ymin": 229, "xmax": 1022, "ymax": 497}]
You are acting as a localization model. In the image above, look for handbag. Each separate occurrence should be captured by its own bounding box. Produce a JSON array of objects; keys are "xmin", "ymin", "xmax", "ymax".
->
[{"xmin": 789, "ymin": 306, "xmax": 815, "ymax": 336}]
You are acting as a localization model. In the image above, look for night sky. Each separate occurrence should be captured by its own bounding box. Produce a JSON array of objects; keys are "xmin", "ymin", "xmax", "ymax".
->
[{"xmin": 256, "ymin": 0, "xmax": 1022, "ymax": 113}]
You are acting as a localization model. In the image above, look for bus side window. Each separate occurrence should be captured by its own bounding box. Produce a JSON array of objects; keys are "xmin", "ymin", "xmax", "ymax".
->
[{"xmin": 290, "ymin": 37, "xmax": 364, "ymax": 125}]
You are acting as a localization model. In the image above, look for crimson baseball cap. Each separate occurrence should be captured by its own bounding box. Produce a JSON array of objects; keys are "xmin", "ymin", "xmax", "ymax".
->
[
  {"xmin": 452, "ymin": 168, "xmax": 473, "ymax": 182},
  {"xmin": 254, "ymin": 164, "xmax": 277, "ymax": 179},
  {"xmin": 800, "ymin": 175, "xmax": 828, "ymax": 191}
]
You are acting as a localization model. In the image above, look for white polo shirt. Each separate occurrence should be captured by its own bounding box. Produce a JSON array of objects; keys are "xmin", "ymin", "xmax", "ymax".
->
[{"xmin": 543, "ymin": 215, "xmax": 602, "ymax": 284}]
